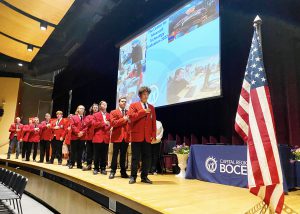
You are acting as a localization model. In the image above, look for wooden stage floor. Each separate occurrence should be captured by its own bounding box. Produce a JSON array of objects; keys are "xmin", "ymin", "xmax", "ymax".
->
[{"xmin": 0, "ymin": 155, "xmax": 299, "ymax": 214}]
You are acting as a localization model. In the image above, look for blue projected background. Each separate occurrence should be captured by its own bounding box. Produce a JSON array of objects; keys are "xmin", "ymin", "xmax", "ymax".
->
[{"xmin": 117, "ymin": 0, "xmax": 220, "ymax": 107}]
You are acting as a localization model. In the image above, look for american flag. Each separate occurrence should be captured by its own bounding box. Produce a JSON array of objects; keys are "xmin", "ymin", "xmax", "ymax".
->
[{"xmin": 235, "ymin": 29, "xmax": 284, "ymax": 213}]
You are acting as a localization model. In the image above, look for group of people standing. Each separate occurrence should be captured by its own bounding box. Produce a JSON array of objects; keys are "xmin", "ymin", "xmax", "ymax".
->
[{"xmin": 6, "ymin": 86, "xmax": 163, "ymax": 184}]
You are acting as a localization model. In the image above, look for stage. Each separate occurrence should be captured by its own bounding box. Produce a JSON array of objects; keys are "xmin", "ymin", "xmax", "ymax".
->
[{"xmin": 0, "ymin": 155, "xmax": 299, "ymax": 214}]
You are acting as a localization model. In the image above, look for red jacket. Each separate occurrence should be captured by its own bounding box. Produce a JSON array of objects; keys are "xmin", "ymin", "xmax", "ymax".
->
[
  {"xmin": 28, "ymin": 124, "xmax": 42, "ymax": 143},
  {"xmin": 64, "ymin": 120, "xmax": 72, "ymax": 145},
  {"xmin": 84, "ymin": 114, "xmax": 95, "ymax": 141},
  {"xmin": 128, "ymin": 102, "xmax": 156, "ymax": 143},
  {"xmin": 9, "ymin": 123, "xmax": 23, "ymax": 141},
  {"xmin": 70, "ymin": 115, "xmax": 87, "ymax": 141},
  {"xmin": 92, "ymin": 112, "xmax": 110, "ymax": 144},
  {"xmin": 110, "ymin": 109, "xmax": 130, "ymax": 143},
  {"xmin": 40, "ymin": 121, "xmax": 53, "ymax": 141},
  {"xmin": 21, "ymin": 124, "xmax": 31, "ymax": 142},
  {"xmin": 51, "ymin": 118, "xmax": 66, "ymax": 141}
]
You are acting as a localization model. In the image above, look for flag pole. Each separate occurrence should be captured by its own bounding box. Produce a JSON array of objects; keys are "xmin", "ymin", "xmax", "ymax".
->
[{"xmin": 253, "ymin": 15, "xmax": 262, "ymax": 44}]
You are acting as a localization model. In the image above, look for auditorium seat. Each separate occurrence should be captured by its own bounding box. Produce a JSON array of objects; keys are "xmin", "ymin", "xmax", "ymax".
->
[
  {"xmin": 209, "ymin": 136, "xmax": 218, "ymax": 145},
  {"xmin": 167, "ymin": 133, "xmax": 174, "ymax": 140},
  {"xmin": 201, "ymin": 136, "xmax": 209, "ymax": 144},
  {"xmin": 191, "ymin": 134, "xmax": 199, "ymax": 145},
  {"xmin": 232, "ymin": 135, "xmax": 244, "ymax": 145},
  {"xmin": 184, "ymin": 136, "xmax": 191, "ymax": 146},
  {"xmin": 176, "ymin": 134, "xmax": 182, "ymax": 145},
  {"xmin": 219, "ymin": 136, "xmax": 230, "ymax": 145},
  {"xmin": 161, "ymin": 140, "xmax": 178, "ymax": 174}
]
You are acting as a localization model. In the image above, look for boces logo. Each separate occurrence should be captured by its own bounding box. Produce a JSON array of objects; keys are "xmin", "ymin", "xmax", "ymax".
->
[{"xmin": 205, "ymin": 156, "xmax": 217, "ymax": 173}]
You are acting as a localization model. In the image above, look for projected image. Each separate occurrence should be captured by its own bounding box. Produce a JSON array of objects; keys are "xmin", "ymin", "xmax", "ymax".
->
[
  {"xmin": 168, "ymin": 0, "xmax": 218, "ymax": 43},
  {"xmin": 116, "ymin": 0, "xmax": 220, "ymax": 107}
]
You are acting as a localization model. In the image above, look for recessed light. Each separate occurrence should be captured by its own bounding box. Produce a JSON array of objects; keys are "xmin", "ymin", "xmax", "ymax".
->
[
  {"xmin": 27, "ymin": 44, "xmax": 33, "ymax": 52},
  {"xmin": 18, "ymin": 62, "xmax": 23, "ymax": 67},
  {"xmin": 40, "ymin": 22, "xmax": 48, "ymax": 31}
]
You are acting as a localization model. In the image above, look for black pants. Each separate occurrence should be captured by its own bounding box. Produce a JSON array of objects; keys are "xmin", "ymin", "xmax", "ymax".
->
[
  {"xmin": 93, "ymin": 143, "xmax": 108, "ymax": 171},
  {"xmin": 150, "ymin": 143, "xmax": 161, "ymax": 172},
  {"xmin": 32, "ymin": 143, "xmax": 38, "ymax": 161},
  {"xmin": 7, "ymin": 137, "xmax": 20, "ymax": 158},
  {"xmin": 50, "ymin": 139, "xmax": 63, "ymax": 163},
  {"xmin": 86, "ymin": 140, "xmax": 93, "ymax": 166},
  {"xmin": 131, "ymin": 142, "xmax": 151, "ymax": 178},
  {"xmin": 70, "ymin": 140, "xmax": 84, "ymax": 168},
  {"xmin": 25, "ymin": 142, "xmax": 32, "ymax": 161},
  {"xmin": 40, "ymin": 140, "xmax": 50, "ymax": 162},
  {"xmin": 22, "ymin": 142, "xmax": 28, "ymax": 159},
  {"xmin": 67, "ymin": 144, "xmax": 71, "ymax": 165},
  {"xmin": 111, "ymin": 141, "xmax": 128, "ymax": 174}
]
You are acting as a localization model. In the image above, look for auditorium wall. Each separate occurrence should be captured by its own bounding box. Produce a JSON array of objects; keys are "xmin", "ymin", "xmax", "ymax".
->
[
  {"xmin": 0, "ymin": 77, "xmax": 21, "ymax": 153},
  {"xmin": 52, "ymin": 0, "xmax": 300, "ymax": 146}
]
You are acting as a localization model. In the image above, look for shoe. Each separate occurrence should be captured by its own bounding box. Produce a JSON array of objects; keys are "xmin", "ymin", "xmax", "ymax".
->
[
  {"xmin": 109, "ymin": 172, "xmax": 115, "ymax": 179},
  {"xmin": 141, "ymin": 177, "xmax": 152, "ymax": 184},
  {"xmin": 82, "ymin": 165, "xmax": 92, "ymax": 171},
  {"xmin": 121, "ymin": 173, "xmax": 129, "ymax": 178},
  {"xmin": 68, "ymin": 165, "xmax": 73, "ymax": 169},
  {"xmin": 148, "ymin": 171, "xmax": 154, "ymax": 175},
  {"xmin": 129, "ymin": 177, "xmax": 136, "ymax": 184},
  {"xmin": 77, "ymin": 165, "xmax": 82, "ymax": 169},
  {"xmin": 93, "ymin": 170, "xmax": 99, "ymax": 175},
  {"xmin": 100, "ymin": 170, "xmax": 107, "ymax": 175},
  {"xmin": 7, "ymin": 156, "xmax": 10, "ymax": 159}
]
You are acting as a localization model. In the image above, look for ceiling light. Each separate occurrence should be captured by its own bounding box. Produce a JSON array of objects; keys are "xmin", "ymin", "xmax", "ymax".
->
[
  {"xmin": 27, "ymin": 44, "xmax": 33, "ymax": 52},
  {"xmin": 40, "ymin": 22, "xmax": 48, "ymax": 31},
  {"xmin": 18, "ymin": 62, "xmax": 23, "ymax": 67}
]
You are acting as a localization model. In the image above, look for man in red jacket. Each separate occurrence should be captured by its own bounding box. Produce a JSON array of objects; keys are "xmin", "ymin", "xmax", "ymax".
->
[
  {"xmin": 50, "ymin": 111, "xmax": 65, "ymax": 165},
  {"xmin": 69, "ymin": 105, "xmax": 87, "ymax": 169},
  {"xmin": 82, "ymin": 103, "xmax": 99, "ymax": 171},
  {"xmin": 109, "ymin": 97, "xmax": 130, "ymax": 179},
  {"xmin": 28, "ymin": 117, "xmax": 42, "ymax": 161},
  {"xmin": 39, "ymin": 113, "xmax": 52, "ymax": 163},
  {"xmin": 21, "ymin": 118, "xmax": 33, "ymax": 161},
  {"xmin": 128, "ymin": 86, "xmax": 157, "ymax": 184},
  {"xmin": 7, "ymin": 117, "xmax": 23, "ymax": 159},
  {"xmin": 92, "ymin": 101, "xmax": 110, "ymax": 175}
]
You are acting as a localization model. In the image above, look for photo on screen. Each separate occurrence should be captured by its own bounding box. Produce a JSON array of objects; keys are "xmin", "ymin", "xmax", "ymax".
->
[{"xmin": 116, "ymin": 0, "xmax": 220, "ymax": 108}]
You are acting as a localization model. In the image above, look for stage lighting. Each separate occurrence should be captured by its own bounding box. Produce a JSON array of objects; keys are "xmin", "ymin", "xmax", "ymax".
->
[
  {"xmin": 18, "ymin": 62, "xmax": 23, "ymax": 67},
  {"xmin": 40, "ymin": 22, "xmax": 48, "ymax": 31},
  {"xmin": 27, "ymin": 44, "xmax": 33, "ymax": 52}
]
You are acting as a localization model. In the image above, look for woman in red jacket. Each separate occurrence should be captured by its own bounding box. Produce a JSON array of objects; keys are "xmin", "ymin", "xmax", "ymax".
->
[
  {"xmin": 83, "ymin": 103, "xmax": 99, "ymax": 171},
  {"xmin": 92, "ymin": 101, "xmax": 111, "ymax": 175},
  {"xmin": 28, "ymin": 117, "xmax": 42, "ymax": 162},
  {"xmin": 21, "ymin": 118, "xmax": 33, "ymax": 161},
  {"xmin": 69, "ymin": 105, "xmax": 87, "ymax": 169}
]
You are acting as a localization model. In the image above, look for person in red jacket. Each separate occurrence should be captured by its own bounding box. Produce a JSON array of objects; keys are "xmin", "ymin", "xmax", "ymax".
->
[
  {"xmin": 7, "ymin": 117, "xmax": 23, "ymax": 159},
  {"xmin": 39, "ymin": 113, "xmax": 52, "ymax": 163},
  {"xmin": 82, "ymin": 103, "xmax": 99, "ymax": 171},
  {"xmin": 50, "ymin": 111, "xmax": 65, "ymax": 165},
  {"xmin": 109, "ymin": 97, "xmax": 130, "ymax": 179},
  {"xmin": 64, "ymin": 114, "xmax": 73, "ymax": 166},
  {"xmin": 21, "ymin": 118, "xmax": 33, "ymax": 161},
  {"xmin": 128, "ymin": 86, "xmax": 157, "ymax": 184},
  {"xmin": 28, "ymin": 117, "xmax": 42, "ymax": 161},
  {"xmin": 69, "ymin": 105, "xmax": 87, "ymax": 169},
  {"xmin": 92, "ymin": 101, "xmax": 110, "ymax": 175}
]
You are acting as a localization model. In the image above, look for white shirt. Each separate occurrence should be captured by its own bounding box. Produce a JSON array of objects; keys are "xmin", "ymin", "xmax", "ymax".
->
[
  {"xmin": 152, "ymin": 120, "xmax": 164, "ymax": 144},
  {"xmin": 101, "ymin": 111, "xmax": 107, "ymax": 122}
]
